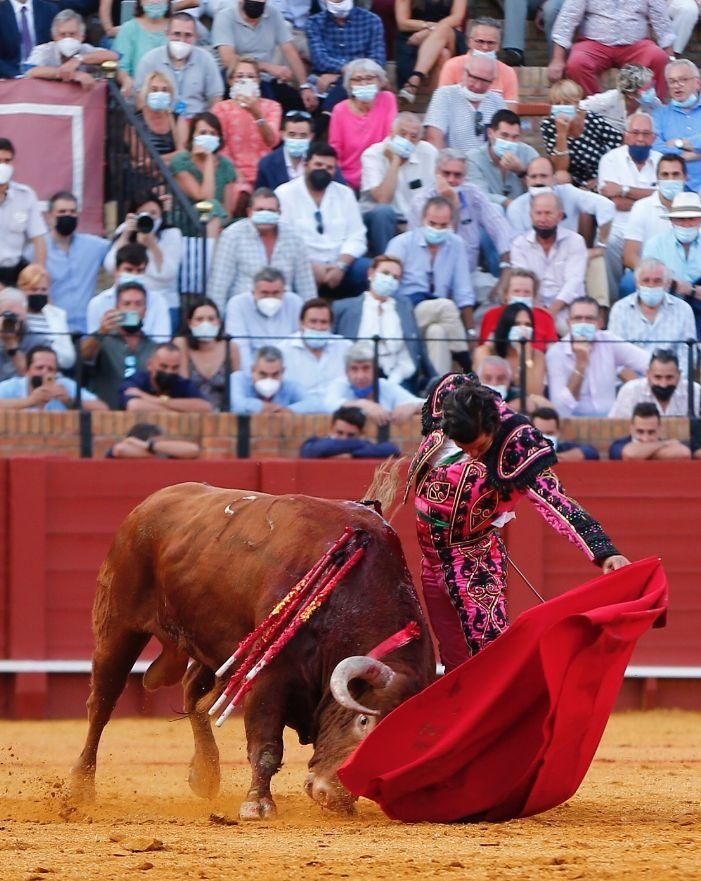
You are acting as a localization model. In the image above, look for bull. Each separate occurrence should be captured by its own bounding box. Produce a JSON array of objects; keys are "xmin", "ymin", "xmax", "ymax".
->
[{"xmin": 71, "ymin": 482, "xmax": 435, "ymax": 818}]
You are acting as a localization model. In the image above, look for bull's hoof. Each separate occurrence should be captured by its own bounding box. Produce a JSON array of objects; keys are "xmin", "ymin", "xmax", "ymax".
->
[
  {"xmin": 68, "ymin": 769, "xmax": 96, "ymax": 804},
  {"xmin": 239, "ymin": 797, "xmax": 277, "ymax": 820},
  {"xmin": 188, "ymin": 758, "xmax": 221, "ymax": 800}
]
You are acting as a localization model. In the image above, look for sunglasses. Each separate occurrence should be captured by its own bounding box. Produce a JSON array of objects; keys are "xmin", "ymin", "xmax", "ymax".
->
[
  {"xmin": 285, "ymin": 110, "xmax": 312, "ymax": 120},
  {"xmin": 474, "ymin": 110, "xmax": 484, "ymax": 137},
  {"xmin": 314, "ymin": 209, "xmax": 324, "ymax": 235}
]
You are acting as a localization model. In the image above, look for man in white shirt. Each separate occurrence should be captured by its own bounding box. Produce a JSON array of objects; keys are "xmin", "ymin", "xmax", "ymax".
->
[
  {"xmin": 0, "ymin": 138, "xmax": 47, "ymax": 286},
  {"xmin": 597, "ymin": 111, "xmax": 661, "ymax": 298},
  {"xmin": 225, "ymin": 266, "xmax": 303, "ymax": 370},
  {"xmin": 510, "ymin": 192, "xmax": 588, "ymax": 315},
  {"xmin": 360, "ymin": 112, "xmax": 438, "ymax": 256},
  {"xmin": 623, "ymin": 153, "xmax": 688, "ymax": 273},
  {"xmin": 86, "ymin": 243, "xmax": 171, "ymax": 342},
  {"xmin": 280, "ymin": 297, "xmax": 350, "ymax": 401},
  {"xmin": 609, "ymin": 347, "xmax": 701, "ymax": 417},
  {"xmin": 275, "ymin": 142, "xmax": 370, "ymax": 299}
]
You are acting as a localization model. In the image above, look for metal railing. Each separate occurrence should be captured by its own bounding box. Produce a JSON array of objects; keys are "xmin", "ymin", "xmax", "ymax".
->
[{"xmin": 103, "ymin": 73, "xmax": 211, "ymax": 295}]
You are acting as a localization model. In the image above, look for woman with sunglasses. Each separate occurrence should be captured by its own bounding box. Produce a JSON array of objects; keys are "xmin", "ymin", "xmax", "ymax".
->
[{"xmin": 214, "ymin": 56, "xmax": 282, "ymax": 216}]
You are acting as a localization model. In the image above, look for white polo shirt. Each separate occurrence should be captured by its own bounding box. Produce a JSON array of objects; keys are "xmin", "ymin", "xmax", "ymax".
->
[
  {"xmin": 360, "ymin": 139, "xmax": 438, "ymax": 220},
  {"xmin": 0, "ymin": 181, "xmax": 47, "ymax": 267}
]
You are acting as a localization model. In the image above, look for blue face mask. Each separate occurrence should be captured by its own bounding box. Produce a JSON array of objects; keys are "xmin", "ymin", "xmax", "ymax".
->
[
  {"xmin": 628, "ymin": 144, "xmax": 652, "ymax": 163},
  {"xmin": 352, "ymin": 84, "xmax": 379, "ymax": 103},
  {"xmin": 471, "ymin": 48, "xmax": 497, "ymax": 61},
  {"xmin": 673, "ymin": 224, "xmax": 700, "ymax": 244},
  {"xmin": 389, "ymin": 135, "xmax": 415, "ymax": 159},
  {"xmin": 303, "ymin": 327, "xmax": 331, "ymax": 349},
  {"xmin": 638, "ymin": 286, "xmax": 666, "ymax": 307},
  {"xmin": 639, "ymin": 86, "xmax": 658, "ymax": 104},
  {"xmin": 552, "ymin": 104, "xmax": 577, "ymax": 119},
  {"xmin": 424, "ymin": 225, "xmax": 449, "ymax": 245},
  {"xmin": 285, "ymin": 137, "xmax": 310, "ymax": 158},
  {"xmin": 492, "ymin": 137, "xmax": 514, "ymax": 158},
  {"xmin": 146, "ymin": 91, "xmax": 171, "ymax": 112},
  {"xmin": 144, "ymin": 1, "xmax": 168, "ymax": 18},
  {"xmin": 570, "ymin": 322, "xmax": 596, "ymax": 341},
  {"xmin": 251, "ymin": 209, "xmax": 280, "ymax": 226},
  {"xmin": 671, "ymin": 92, "xmax": 699, "ymax": 110},
  {"xmin": 658, "ymin": 179, "xmax": 685, "ymax": 201},
  {"xmin": 350, "ymin": 383, "xmax": 374, "ymax": 398},
  {"xmin": 372, "ymin": 271, "xmax": 400, "ymax": 298}
]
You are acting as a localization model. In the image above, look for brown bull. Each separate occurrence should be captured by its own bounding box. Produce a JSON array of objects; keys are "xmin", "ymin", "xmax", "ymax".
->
[{"xmin": 71, "ymin": 482, "xmax": 435, "ymax": 818}]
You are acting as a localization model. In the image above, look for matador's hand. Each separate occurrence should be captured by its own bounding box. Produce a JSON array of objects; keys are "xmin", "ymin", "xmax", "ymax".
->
[{"xmin": 602, "ymin": 554, "xmax": 630, "ymax": 573}]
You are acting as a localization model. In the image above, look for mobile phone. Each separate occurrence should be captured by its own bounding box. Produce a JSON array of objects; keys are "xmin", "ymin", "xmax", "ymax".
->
[{"xmin": 30, "ymin": 376, "xmax": 43, "ymax": 390}]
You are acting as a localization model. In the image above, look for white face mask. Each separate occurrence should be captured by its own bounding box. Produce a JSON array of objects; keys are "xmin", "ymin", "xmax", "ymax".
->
[
  {"xmin": 508, "ymin": 324, "xmax": 533, "ymax": 343},
  {"xmin": 483, "ymin": 383, "xmax": 508, "ymax": 398},
  {"xmin": 0, "ymin": 164, "xmax": 14, "ymax": 186},
  {"xmin": 232, "ymin": 78, "xmax": 260, "ymax": 99},
  {"xmin": 56, "ymin": 37, "xmax": 82, "ymax": 57},
  {"xmin": 191, "ymin": 321, "xmax": 220, "ymax": 339},
  {"xmin": 542, "ymin": 433, "xmax": 558, "ymax": 448},
  {"xmin": 509, "ymin": 295, "xmax": 533, "ymax": 308},
  {"xmin": 169, "ymin": 39, "xmax": 192, "ymax": 61},
  {"xmin": 528, "ymin": 185, "xmax": 553, "ymax": 197},
  {"xmin": 256, "ymin": 296, "xmax": 283, "ymax": 318},
  {"xmin": 326, "ymin": 0, "xmax": 353, "ymax": 15},
  {"xmin": 461, "ymin": 85, "xmax": 484, "ymax": 103},
  {"xmin": 254, "ymin": 377, "xmax": 281, "ymax": 398}
]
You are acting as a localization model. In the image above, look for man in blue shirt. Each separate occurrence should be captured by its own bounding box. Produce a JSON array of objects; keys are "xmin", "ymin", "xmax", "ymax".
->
[
  {"xmin": 0, "ymin": 344, "xmax": 105, "ymax": 411},
  {"xmin": 386, "ymin": 195, "xmax": 473, "ymax": 376},
  {"xmin": 653, "ymin": 59, "xmax": 701, "ymax": 193},
  {"xmin": 230, "ymin": 344, "xmax": 320, "ymax": 415},
  {"xmin": 300, "ymin": 405, "xmax": 400, "ymax": 458},
  {"xmin": 119, "ymin": 343, "xmax": 212, "ymax": 412},
  {"xmin": 306, "ymin": 1, "xmax": 385, "ymax": 112},
  {"xmin": 45, "ymin": 191, "xmax": 110, "ymax": 335}
]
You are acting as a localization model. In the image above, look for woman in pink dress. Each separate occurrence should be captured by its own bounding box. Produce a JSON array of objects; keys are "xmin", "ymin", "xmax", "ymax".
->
[
  {"xmin": 214, "ymin": 56, "xmax": 282, "ymax": 215},
  {"xmin": 328, "ymin": 58, "xmax": 398, "ymax": 191}
]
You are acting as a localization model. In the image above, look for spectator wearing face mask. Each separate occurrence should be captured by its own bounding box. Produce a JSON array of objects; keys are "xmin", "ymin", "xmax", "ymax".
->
[
  {"xmin": 172, "ymin": 297, "xmax": 240, "ymax": 412},
  {"xmin": 578, "ymin": 63, "xmax": 661, "ymax": 134},
  {"xmin": 214, "ymin": 56, "xmax": 282, "ymax": 213},
  {"xmin": 609, "ymin": 401, "xmax": 691, "ymax": 460},
  {"xmin": 115, "ymin": 0, "xmax": 172, "ymax": 98},
  {"xmin": 359, "ymin": 112, "xmax": 438, "ymax": 257},
  {"xmin": 546, "ymin": 295, "xmax": 649, "ymax": 417},
  {"xmin": 0, "ymin": 138, "xmax": 47, "ymax": 287},
  {"xmin": 88, "ymin": 243, "xmax": 171, "ymax": 342},
  {"xmin": 474, "ymin": 353, "xmax": 550, "ymax": 414},
  {"xmin": 332, "ymin": 255, "xmax": 435, "ymax": 389},
  {"xmin": 134, "ymin": 71, "xmax": 182, "ymax": 161},
  {"xmin": 135, "ymin": 13, "xmax": 223, "ymax": 137},
  {"xmin": 230, "ymin": 344, "xmax": 319, "ymax": 414},
  {"xmin": 300, "ymin": 405, "xmax": 401, "ymax": 458},
  {"xmin": 609, "ymin": 348, "xmax": 701, "ymax": 417},
  {"xmin": 225, "ymin": 267, "xmax": 303, "ymax": 370},
  {"xmin": 45, "ymin": 190, "xmax": 110, "ymax": 336},
  {"xmin": 280, "ymin": 298, "xmax": 351, "ymax": 402},
  {"xmin": 17, "ymin": 264, "xmax": 75, "ymax": 372},
  {"xmin": 104, "ymin": 193, "xmax": 184, "ymax": 333},
  {"xmin": 479, "ymin": 268, "xmax": 558, "ymax": 354},
  {"xmin": 80, "ymin": 281, "xmax": 159, "ymax": 411},
  {"xmin": 255, "ymin": 110, "xmax": 315, "ymax": 189},
  {"xmin": 26, "ymin": 9, "xmax": 118, "ymax": 87},
  {"xmin": 120, "ymin": 342, "xmax": 212, "ymax": 412},
  {"xmin": 608, "ymin": 258, "xmax": 697, "ymax": 376},
  {"xmin": 467, "ymin": 109, "xmax": 538, "ymax": 209},
  {"xmin": 208, "ymin": 188, "xmax": 316, "ymax": 312},
  {"xmin": 531, "ymin": 406, "xmax": 600, "ymax": 461},
  {"xmin": 0, "ymin": 288, "xmax": 36, "ymax": 381}
]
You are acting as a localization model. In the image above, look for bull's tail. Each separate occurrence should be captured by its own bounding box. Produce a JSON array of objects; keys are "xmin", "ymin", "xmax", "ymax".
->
[{"xmin": 361, "ymin": 458, "xmax": 405, "ymax": 523}]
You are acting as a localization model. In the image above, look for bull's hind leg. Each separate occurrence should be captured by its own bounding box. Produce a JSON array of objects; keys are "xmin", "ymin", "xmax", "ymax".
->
[
  {"xmin": 184, "ymin": 663, "xmax": 221, "ymax": 799},
  {"xmin": 70, "ymin": 627, "xmax": 149, "ymax": 802},
  {"xmin": 240, "ymin": 684, "xmax": 286, "ymax": 820}
]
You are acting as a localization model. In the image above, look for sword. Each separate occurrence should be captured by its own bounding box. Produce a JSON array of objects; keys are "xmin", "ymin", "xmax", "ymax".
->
[{"xmin": 505, "ymin": 552, "xmax": 547, "ymax": 604}]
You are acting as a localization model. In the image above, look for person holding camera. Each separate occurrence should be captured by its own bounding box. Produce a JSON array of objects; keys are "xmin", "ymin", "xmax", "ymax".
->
[
  {"xmin": 0, "ymin": 344, "xmax": 106, "ymax": 411},
  {"xmin": 119, "ymin": 342, "xmax": 213, "ymax": 412},
  {"xmin": 104, "ymin": 193, "xmax": 184, "ymax": 333},
  {"xmin": 0, "ymin": 288, "xmax": 32, "ymax": 381},
  {"xmin": 80, "ymin": 281, "xmax": 159, "ymax": 410}
]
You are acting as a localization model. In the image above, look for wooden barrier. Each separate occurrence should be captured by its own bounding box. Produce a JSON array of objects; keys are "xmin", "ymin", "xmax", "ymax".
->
[{"xmin": 0, "ymin": 458, "xmax": 699, "ymax": 717}]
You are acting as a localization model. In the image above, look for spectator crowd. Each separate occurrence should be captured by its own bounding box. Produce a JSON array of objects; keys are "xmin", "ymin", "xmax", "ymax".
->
[{"xmin": 1, "ymin": 0, "xmax": 701, "ymax": 459}]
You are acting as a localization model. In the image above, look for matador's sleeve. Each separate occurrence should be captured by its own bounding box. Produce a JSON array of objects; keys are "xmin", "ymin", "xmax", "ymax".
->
[{"xmin": 525, "ymin": 468, "xmax": 620, "ymax": 564}]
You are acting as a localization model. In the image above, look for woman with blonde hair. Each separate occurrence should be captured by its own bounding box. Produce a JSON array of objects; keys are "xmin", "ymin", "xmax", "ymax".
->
[
  {"xmin": 134, "ymin": 69, "xmax": 184, "ymax": 159},
  {"xmin": 17, "ymin": 264, "xmax": 75, "ymax": 371},
  {"xmin": 540, "ymin": 79, "xmax": 621, "ymax": 188}
]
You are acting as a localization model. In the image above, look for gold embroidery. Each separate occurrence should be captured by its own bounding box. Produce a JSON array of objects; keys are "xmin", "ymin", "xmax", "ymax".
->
[{"xmin": 426, "ymin": 480, "xmax": 451, "ymax": 503}]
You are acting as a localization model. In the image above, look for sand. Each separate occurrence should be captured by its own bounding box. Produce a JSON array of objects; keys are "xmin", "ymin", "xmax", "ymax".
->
[{"xmin": 0, "ymin": 711, "xmax": 699, "ymax": 881}]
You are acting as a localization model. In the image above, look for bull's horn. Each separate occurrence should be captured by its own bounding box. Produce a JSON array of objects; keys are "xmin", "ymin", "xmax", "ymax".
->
[{"xmin": 329, "ymin": 656, "xmax": 396, "ymax": 716}]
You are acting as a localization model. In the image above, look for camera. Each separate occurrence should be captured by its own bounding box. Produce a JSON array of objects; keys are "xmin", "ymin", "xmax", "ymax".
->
[
  {"xmin": 136, "ymin": 212, "xmax": 155, "ymax": 234},
  {"xmin": 1, "ymin": 310, "xmax": 19, "ymax": 334}
]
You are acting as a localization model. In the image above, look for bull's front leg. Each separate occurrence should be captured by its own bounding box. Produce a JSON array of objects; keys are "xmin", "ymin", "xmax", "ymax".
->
[{"xmin": 240, "ymin": 683, "xmax": 286, "ymax": 820}]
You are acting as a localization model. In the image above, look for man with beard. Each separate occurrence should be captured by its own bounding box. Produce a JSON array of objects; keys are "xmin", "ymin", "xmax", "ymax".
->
[
  {"xmin": 275, "ymin": 142, "xmax": 370, "ymax": 299},
  {"xmin": 609, "ymin": 348, "xmax": 701, "ymax": 417}
]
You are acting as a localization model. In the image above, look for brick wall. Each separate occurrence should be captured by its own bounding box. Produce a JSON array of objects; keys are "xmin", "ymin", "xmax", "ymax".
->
[{"xmin": 0, "ymin": 411, "xmax": 691, "ymax": 459}]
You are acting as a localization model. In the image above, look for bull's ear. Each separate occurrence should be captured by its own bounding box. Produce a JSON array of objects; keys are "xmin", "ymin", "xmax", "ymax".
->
[{"xmin": 329, "ymin": 656, "xmax": 395, "ymax": 716}]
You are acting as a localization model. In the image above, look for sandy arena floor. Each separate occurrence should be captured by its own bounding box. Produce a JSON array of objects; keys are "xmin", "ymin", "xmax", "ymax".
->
[{"xmin": 0, "ymin": 711, "xmax": 699, "ymax": 881}]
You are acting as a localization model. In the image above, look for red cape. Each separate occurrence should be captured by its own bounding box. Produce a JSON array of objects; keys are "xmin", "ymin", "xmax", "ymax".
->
[{"xmin": 338, "ymin": 557, "xmax": 668, "ymax": 823}]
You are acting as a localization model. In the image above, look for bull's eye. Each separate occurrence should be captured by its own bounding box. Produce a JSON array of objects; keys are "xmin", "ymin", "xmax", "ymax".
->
[{"xmin": 358, "ymin": 715, "xmax": 369, "ymax": 727}]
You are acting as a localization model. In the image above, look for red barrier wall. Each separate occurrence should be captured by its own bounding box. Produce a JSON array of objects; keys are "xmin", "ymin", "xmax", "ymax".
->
[{"xmin": 0, "ymin": 458, "xmax": 699, "ymax": 718}]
